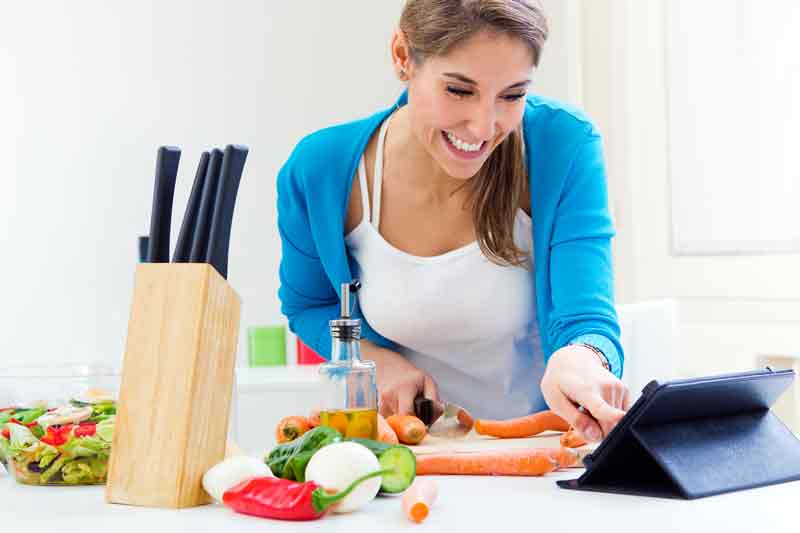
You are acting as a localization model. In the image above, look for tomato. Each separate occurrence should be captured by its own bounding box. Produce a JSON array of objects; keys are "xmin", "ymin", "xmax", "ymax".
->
[
  {"xmin": 74, "ymin": 423, "xmax": 96, "ymax": 438},
  {"xmin": 40, "ymin": 424, "xmax": 74, "ymax": 447}
]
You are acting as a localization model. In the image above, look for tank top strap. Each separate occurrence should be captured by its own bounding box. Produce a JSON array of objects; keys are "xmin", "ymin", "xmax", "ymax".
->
[
  {"xmin": 357, "ymin": 155, "xmax": 371, "ymax": 223},
  {"xmin": 371, "ymin": 112, "xmax": 392, "ymax": 230}
]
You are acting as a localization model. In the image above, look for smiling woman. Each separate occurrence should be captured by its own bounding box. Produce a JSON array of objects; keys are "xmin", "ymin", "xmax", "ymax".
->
[{"xmin": 277, "ymin": 0, "xmax": 630, "ymax": 443}]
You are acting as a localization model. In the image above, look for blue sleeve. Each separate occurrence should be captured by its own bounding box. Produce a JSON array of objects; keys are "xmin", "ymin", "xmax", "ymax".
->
[
  {"xmin": 276, "ymin": 147, "xmax": 339, "ymax": 358},
  {"xmin": 546, "ymin": 127, "xmax": 624, "ymax": 379},
  {"xmin": 276, "ymin": 144, "xmax": 397, "ymax": 359}
]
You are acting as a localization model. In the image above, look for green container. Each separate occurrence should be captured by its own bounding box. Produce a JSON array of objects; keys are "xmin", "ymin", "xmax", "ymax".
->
[{"xmin": 247, "ymin": 325, "xmax": 287, "ymax": 366}]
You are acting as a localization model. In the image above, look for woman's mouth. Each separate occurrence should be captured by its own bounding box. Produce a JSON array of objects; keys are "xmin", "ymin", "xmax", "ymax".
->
[{"xmin": 441, "ymin": 130, "xmax": 488, "ymax": 160}]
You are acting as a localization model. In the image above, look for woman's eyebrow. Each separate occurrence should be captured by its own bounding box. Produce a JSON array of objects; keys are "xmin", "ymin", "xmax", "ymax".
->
[{"xmin": 442, "ymin": 72, "xmax": 531, "ymax": 90}]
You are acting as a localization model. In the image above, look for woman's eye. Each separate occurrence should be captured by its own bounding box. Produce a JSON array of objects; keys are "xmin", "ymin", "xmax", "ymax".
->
[
  {"xmin": 446, "ymin": 86, "xmax": 473, "ymax": 98},
  {"xmin": 502, "ymin": 93, "xmax": 526, "ymax": 102}
]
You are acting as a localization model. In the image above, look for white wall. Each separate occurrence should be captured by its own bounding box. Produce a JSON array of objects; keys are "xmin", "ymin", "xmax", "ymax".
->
[
  {"xmin": 580, "ymin": 0, "xmax": 800, "ymax": 378},
  {"xmin": 0, "ymin": 1, "xmax": 406, "ymax": 368},
  {"xmin": 0, "ymin": 1, "xmax": 578, "ymax": 370}
]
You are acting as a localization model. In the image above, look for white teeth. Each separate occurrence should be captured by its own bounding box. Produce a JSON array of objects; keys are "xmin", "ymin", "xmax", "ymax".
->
[{"xmin": 446, "ymin": 131, "xmax": 483, "ymax": 152}]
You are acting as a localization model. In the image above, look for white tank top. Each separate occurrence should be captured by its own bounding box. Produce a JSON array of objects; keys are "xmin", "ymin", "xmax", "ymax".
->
[{"xmin": 345, "ymin": 111, "xmax": 547, "ymax": 419}]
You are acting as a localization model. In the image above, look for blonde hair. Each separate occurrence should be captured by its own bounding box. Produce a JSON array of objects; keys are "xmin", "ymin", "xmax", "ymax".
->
[{"xmin": 399, "ymin": 0, "xmax": 548, "ymax": 266}]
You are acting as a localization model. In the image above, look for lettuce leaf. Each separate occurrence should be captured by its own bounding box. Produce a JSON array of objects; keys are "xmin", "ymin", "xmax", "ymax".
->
[
  {"xmin": 61, "ymin": 459, "xmax": 96, "ymax": 484},
  {"xmin": 89, "ymin": 402, "xmax": 116, "ymax": 423},
  {"xmin": 61, "ymin": 435, "xmax": 110, "ymax": 459},
  {"xmin": 36, "ymin": 443, "xmax": 60, "ymax": 469},
  {"xmin": 40, "ymin": 455, "xmax": 70, "ymax": 483},
  {"xmin": 96, "ymin": 417, "xmax": 115, "ymax": 443},
  {"xmin": 8, "ymin": 423, "xmax": 38, "ymax": 454}
]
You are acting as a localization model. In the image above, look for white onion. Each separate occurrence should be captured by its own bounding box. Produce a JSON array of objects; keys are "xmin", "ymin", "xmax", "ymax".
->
[
  {"xmin": 304, "ymin": 442, "xmax": 382, "ymax": 514},
  {"xmin": 202, "ymin": 456, "xmax": 272, "ymax": 503}
]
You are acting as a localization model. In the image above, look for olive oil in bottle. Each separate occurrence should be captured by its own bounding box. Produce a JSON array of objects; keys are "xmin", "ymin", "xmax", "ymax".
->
[
  {"xmin": 318, "ymin": 280, "xmax": 379, "ymax": 440},
  {"xmin": 319, "ymin": 408, "xmax": 377, "ymax": 439}
]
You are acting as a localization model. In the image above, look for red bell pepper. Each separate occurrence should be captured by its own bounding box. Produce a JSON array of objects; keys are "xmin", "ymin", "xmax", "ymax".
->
[
  {"xmin": 74, "ymin": 423, "xmax": 96, "ymax": 438},
  {"xmin": 222, "ymin": 469, "xmax": 389, "ymax": 521},
  {"xmin": 40, "ymin": 424, "xmax": 74, "ymax": 447}
]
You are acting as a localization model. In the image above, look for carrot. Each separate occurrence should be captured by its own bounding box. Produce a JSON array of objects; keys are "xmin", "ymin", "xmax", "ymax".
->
[
  {"xmin": 386, "ymin": 415, "xmax": 427, "ymax": 445},
  {"xmin": 560, "ymin": 428, "xmax": 588, "ymax": 448},
  {"xmin": 378, "ymin": 413, "xmax": 400, "ymax": 444},
  {"xmin": 546, "ymin": 447, "xmax": 580, "ymax": 468},
  {"xmin": 415, "ymin": 449, "xmax": 558, "ymax": 476},
  {"xmin": 474, "ymin": 410, "xmax": 570, "ymax": 439},
  {"xmin": 275, "ymin": 416, "xmax": 312, "ymax": 443},
  {"xmin": 402, "ymin": 478, "xmax": 438, "ymax": 523}
]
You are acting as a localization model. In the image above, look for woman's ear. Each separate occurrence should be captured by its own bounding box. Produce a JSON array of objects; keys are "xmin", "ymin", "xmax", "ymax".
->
[{"xmin": 390, "ymin": 28, "xmax": 412, "ymax": 81}]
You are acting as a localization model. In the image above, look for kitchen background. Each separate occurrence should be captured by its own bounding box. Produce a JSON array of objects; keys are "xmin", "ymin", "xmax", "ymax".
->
[{"xmin": 1, "ymin": 1, "xmax": 798, "ymax": 381}]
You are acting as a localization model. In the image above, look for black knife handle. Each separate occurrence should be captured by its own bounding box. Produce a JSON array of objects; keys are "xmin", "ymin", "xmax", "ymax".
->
[
  {"xmin": 206, "ymin": 144, "xmax": 248, "ymax": 279},
  {"xmin": 146, "ymin": 146, "xmax": 181, "ymax": 263},
  {"xmin": 189, "ymin": 148, "xmax": 223, "ymax": 263},
  {"xmin": 172, "ymin": 151, "xmax": 210, "ymax": 262},
  {"xmin": 414, "ymin": 395, "xmax": 434, "ymax": 426},
  {"xmin": 138, "ymin": 235, "xmax": 149, "ymax": 263}
]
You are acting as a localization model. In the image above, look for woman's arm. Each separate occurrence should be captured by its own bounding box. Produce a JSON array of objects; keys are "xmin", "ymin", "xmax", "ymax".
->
[
  {"xmin": 541, "ymin": 125, "xmax": 630, "ymax": 441},
  {"xmin": 276, "ymin": 145, "xmax": 340, "ymax": 358},
  {"xmin": 276, "ymin": 139, "xmax": 395, "ymax": 358},
  {"xmin": 546, "ymin": 126, "xmax": 623, "ymax": 376}
]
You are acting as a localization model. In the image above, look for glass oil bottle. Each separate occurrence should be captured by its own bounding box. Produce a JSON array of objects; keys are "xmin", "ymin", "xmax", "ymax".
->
[{"xmin": 318, "ymin": 280, "xmax": 378, "ymax": 439}]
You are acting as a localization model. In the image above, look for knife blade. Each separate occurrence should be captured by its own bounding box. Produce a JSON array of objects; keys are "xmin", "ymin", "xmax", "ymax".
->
[
  {"xmin": 172, "ymin": 151, "xmax": 210, "ymax": 262},
  {"xmin": 189, "ymin": 148, "xmax": 223, "ymax": 263},
  {"xmin": 205, "ymin": 144, "xmax": 248, "ymax": 279},
  {"xmin": 414, "ymin": 396, "xmax": 474, "ymax": 439},
  {"xmin": 146, "ymin": 146, "xmax": 181, "ymax": 263}
]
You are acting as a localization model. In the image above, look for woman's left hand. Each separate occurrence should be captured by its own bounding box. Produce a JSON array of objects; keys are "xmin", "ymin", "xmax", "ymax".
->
[{"xmin": 540, "ymin": 344, "xmax": 632, "ymax": 443}]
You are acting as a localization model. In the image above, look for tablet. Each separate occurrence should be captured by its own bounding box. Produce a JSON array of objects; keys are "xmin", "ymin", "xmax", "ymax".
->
[{"xmin": 557, "ymin": 367, "xmax": 800, "ymax": 499}]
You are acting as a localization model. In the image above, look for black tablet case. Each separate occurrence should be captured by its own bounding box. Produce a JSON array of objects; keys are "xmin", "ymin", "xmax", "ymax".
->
[{"xmin": 557, "ymin": 368, "xmax": 800, "ymax": 499}]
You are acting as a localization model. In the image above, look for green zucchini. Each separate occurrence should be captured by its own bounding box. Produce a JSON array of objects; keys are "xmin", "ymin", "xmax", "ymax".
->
[{"xmin": 347, "ymin": 438, "xmax": 416, "ymax": 494}]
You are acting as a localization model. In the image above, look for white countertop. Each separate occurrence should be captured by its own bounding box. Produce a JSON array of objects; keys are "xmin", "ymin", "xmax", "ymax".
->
[{"xmin": 2, "ymin": 465, "xmax": 798, "ymax": 533}]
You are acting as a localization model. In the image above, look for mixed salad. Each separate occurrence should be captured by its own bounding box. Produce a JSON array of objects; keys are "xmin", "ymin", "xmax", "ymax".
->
[{"xmin": 0, "ymin": 389, "xmax": 116, "ymax": 485}]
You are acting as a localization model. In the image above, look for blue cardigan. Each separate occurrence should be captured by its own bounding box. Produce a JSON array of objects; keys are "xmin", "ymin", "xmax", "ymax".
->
[{"xmin": 277, "ymin": 90, "xmax": 624, "ymax": 379}]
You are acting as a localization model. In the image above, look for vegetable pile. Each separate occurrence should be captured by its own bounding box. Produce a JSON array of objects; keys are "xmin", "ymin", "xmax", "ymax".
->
[
  {"xmin": 0, "ymin": 390, "xmax": 116, "ymax": 485},
  {"xmin": 203, "ymin": 425, "xmax": 420, "ymax": 522}
]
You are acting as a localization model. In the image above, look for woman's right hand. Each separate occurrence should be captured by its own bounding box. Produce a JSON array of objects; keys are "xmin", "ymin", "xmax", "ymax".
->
[{"xmin": 362, "ymin": 342, "xmax": 440, "ymax": 417}]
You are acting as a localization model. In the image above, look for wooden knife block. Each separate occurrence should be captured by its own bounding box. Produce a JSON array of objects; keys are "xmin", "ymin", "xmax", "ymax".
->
[{"xmin": 106, "ymin": 263, "xmax": 241, "ymax": 508}]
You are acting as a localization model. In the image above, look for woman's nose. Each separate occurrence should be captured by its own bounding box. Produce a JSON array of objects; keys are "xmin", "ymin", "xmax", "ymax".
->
[{"xmin": 466, "ymin": 102, "xmax": 497, "ymax": 141}]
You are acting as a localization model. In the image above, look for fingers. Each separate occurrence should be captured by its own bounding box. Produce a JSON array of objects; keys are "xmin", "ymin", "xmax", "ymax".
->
[
  {"xmin": 379, "ymin": 392, "xmax": 397, "ymax": 418},
  {"xmin": 423, "ymin": 375, "xmax": 440, "ymax": 403},
  {"xmin": 622, "ymin": 387, "xmax": 634, "ymax": 411},
  {"xmin": 578, "ymin": 393, "xmax": 627, "ymax": 438},
  {"xmin": 397, "ymin": 389, "xmax": 417, "ymax": 416},
  {"xmin": 545, "ymin": 388, "xmax": 603, "ymax": 442}
]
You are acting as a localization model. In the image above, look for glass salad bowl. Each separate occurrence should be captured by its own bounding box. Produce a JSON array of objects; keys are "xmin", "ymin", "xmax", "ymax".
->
[{"xmin": 0, "ymin": 364, "xmax": 120, "ymax": 486}]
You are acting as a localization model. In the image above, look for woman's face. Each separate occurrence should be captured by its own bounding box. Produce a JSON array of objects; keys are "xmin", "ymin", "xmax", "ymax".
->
[{"xmin": 403, "ymin": 31, "xmax": 535, "ymax": 181}]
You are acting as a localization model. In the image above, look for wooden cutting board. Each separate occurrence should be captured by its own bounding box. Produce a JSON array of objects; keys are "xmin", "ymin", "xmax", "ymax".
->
[{"xmin": 409, "ymin": 430, "xmax": 596, "ymax": 467}]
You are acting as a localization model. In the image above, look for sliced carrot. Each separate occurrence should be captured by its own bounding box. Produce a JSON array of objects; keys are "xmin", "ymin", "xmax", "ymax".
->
[
  {"xmin": 377, "ymin": 413, "xmax": 400, "ymax": 444},
  {"xmin": 402, "ymin": 478, "xmax": 438, "ymax": 523},
  {"xmin": 560, "ymin": 428, "xmax": 588, "ymax": 448},
  {"xmin": 275, "ymin": 416, "xmax": 312, "ymax": 443},
  {"xmin": 386, "ymin": 415, "xmax": 427, "ymax": 445},
  {"xmin": 415, "ymin": 449, "xmax": 558, "ymax": 476},
  {"xmin": 474, "ymin": 410, "xmax": 570, "ymax": 439}
]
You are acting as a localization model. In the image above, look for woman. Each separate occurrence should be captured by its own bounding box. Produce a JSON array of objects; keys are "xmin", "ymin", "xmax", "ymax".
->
[{"xmin": 277, "ymin": 0, "xmax": 631, "ymax": 443}]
